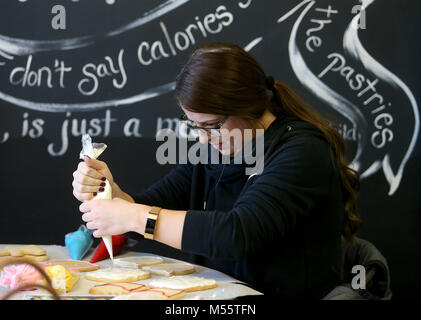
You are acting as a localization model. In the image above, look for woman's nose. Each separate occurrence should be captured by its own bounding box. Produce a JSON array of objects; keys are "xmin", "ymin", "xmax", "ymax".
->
[{"xmin": 198, "ymin": 130, "xmax": 209, "ymax": 144}]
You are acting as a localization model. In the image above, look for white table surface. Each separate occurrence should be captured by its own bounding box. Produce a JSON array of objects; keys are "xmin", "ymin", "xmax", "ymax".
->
[{"xmin": 0, "ymin": 244, "xmax": 263, "ymax": 300}]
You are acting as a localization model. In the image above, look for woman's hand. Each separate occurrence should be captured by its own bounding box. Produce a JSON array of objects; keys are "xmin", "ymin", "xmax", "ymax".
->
[
  {"xmin": 72, "ymin": 156, "xmax": 115, "ymax": 202},
  {"xmin": 79, "ymin": 197, "xmax": 149, "ymax": 237}
]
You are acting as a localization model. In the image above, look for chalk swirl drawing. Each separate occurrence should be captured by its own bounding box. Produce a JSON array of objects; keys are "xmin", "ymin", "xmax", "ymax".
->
[
  {"xmin": 342, "ymin": 0, "xmax": 419, "ymax": 195},
  {"xmin": 0, "ymin": 0, "xmax": 418, "ymax": 195},
  {"xmin": 0, "ymin": 0, "xmax": 189, "ymax": 56},
  {"xmin": 277, "ymin": 0, "xmax": 419, "ymax": 195},
  {"xmin": 0, "ymin": 0, "xmax": 263, "ymax": 113},
  {"xmin": 0, "ymin": 0, "xmax": 189, "ymax": 112},
  {"xmin": 278, "ymin": 0, "xmax": 367, "ymax": 179}
]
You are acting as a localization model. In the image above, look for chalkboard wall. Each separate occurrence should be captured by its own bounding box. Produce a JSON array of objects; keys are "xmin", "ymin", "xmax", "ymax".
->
[{"xmin": 0, "ymin": 0, "xmax": 420, "ymax": 299}]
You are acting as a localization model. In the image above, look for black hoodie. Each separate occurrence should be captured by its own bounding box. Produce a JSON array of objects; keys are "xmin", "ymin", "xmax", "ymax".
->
[{"xmin": 132, "ymin": 116, "xmax": 345, "ymax": 299}]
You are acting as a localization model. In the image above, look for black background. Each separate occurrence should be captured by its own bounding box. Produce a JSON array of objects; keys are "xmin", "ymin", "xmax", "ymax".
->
[{"xmin": 0, "ymin": 0, "xmax": 420, "ymax": 299}]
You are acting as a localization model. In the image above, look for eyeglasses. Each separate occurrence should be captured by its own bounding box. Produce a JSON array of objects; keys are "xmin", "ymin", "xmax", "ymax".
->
[{"xmin": 180, "ymin": 114, "xmax": 228, "ymax": 137}]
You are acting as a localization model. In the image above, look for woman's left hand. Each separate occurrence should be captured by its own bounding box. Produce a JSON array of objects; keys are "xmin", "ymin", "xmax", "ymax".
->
[{"xmin": 79, "ymin": 197, "xmax": 148, "ymax": 237}]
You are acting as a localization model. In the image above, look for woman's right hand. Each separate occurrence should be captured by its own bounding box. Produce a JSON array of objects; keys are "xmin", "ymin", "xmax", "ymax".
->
[{"xmin": 72, "ymin": 156, "xmax": 115, "ymax": 202}]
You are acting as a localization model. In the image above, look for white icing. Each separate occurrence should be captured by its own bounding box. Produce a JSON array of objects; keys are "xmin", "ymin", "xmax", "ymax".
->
[
  {"xmin": 85, "ymin": 268, "xmax": 149, "ymax": 281},
  {"xmin": 111, "ymin": 291, "xmax": 169, "ymax": 300},
  {"xmin": 142, "ymin": 263, "xmax": 194, "ymax": 276},
  {"xmin": 103, "ymin": 236, "xmax": 113, "ymax": 262},
  {"xmin": 111, "ymin": 293, "xmax": 160, "ymax": 300},
  {"xmin": 79, "ymin": 134, "xmax": 113, "ymax": 262},
  {"xmin": 91, "ymin": 180, "xmax": 113, "ymax": 262},
  {"xmin": 115, "ymin": 256, "xmax": 163, "ymax": 268},
  {"xmin": 113, "ymin": 259, "xmax": 138, "ymax": 269},
  {"xmin": 111, "ymin": 288, "xmax": 186, "ymax": 300},
  {"xmin": 92, "ymin": 148, "xmax": 105, "ymax": 159},
  {"xmin": 79, "ymin": 134, "xmax": 107, "ymax": 161},
  {"xmin": 149, "ymin": 276, "xmax": 216, "ymax": 290},
  {"xmin": 92, "ymin": 179, "xmax": 112, "ymax": 200}
]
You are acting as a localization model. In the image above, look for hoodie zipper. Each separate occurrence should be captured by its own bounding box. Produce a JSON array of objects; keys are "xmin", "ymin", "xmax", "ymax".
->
[{"xmin": 203, "ymin": 163, "xmax": 226, "ymax": 211}]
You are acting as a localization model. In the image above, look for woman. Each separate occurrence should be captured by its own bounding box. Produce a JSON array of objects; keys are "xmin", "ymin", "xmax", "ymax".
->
[{"xmin": 72, "ymin": 42, "xmax": 361, "ymax": 299}]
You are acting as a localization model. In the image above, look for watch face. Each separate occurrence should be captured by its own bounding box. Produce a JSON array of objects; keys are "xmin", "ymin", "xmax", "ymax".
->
[{"xmin": 145, "ymin": 214, "xmax": 157, "ymax": 237}]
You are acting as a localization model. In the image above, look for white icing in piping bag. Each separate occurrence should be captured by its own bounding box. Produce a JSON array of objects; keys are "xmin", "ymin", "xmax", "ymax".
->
[
  {"xmin": 79, "ymin": 134, "xmax": 114, "ymax": 263},
  {"xmin": 91, "ymin": 179, "xmax": 114, "ymax": 263}
]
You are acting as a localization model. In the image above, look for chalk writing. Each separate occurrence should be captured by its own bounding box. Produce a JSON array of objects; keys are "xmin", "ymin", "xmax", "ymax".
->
[
  {"xmin": 9, "ymin": 56, "xmax": 72, "ymax": 88},
  {"xmin": 277, "ymin": 0, "xmax": 419, "ymax": 195},
  {"xmin": 0, "ymin": 0, "xmax": 418, "ymax": 198},
  {"xmin": 78, "ymin": 49, "xmax": 127, "ymax": 96},
  {"xmin": 138, "ymin": 6, "xmax": 233, "ymax": 66}
]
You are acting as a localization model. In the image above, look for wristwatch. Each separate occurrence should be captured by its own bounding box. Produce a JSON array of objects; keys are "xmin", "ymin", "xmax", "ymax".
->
[{"xmin": 144, "ymin": 206, "xmax": 161, "ymax": 240}]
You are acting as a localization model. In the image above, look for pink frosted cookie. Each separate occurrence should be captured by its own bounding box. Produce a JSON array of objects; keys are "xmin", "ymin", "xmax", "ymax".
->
[
  {"xmin": 0, "ymin": 263, "xmax": 44, "ymax": 290},
  {"xmin": 112, "ymin": 288, "xmax": 186, "ymax": 300}
]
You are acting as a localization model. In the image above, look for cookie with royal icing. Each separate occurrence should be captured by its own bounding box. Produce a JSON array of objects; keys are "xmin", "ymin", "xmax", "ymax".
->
[
  {"xmin": 113, "ymin": 256, "xmax": 163, "ymax": 269},
  {"xmin": 84, "ymin": 267, "xmax": 150, "ymax": 282},
  {"xmin": 142, "ymin": 263, "xmax": 195, "ymax": 276},
  {"xmin": 149, "ymin": 275, "xmax": 216, "ymax": 292},
  {"xmin": 112, "ymin": 288, "xmax": 186, "ymax": 300},
  {"xmin": 89, "ymin": 282, "xmax": 147, "ymax": 295}
]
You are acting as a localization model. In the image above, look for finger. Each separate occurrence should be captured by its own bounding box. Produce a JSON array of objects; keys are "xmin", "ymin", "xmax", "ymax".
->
[
  {"xmin": 77, "ymin": 161, "xmax": 104, "ymax": 180},
  {"xmin": 84, "ymin": 156, "xmax": 107, "ymax": 171},
  {"xmin": 73, "ymin": 190, "xmax": 95, "ymax": 202},
  {"xmin": 81, "ymin": 211, "xmax": 94, "ymax": 222},
  {"xmin": 73, "ymin": 180, "xmax": 104, "ymax": 193},
  {"xmin": 92, "ymin": 229, "xmax": 102, "ymax": 238},
  {"xmin": 79, "ymin": 201, "xmax": 94, "ymax": 213},
  {"xmin": 73, "ymin": 171, "xmax": 104, "ymax": 186},
  {"xmin": 86, "ymin": 221, "xmax": 98, "ymax": 230}
]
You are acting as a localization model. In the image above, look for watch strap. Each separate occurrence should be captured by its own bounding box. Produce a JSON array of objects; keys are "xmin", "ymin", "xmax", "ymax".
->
[{"xmin": 144, "ymin": 206, "xmax": 161, "ymax": 240}]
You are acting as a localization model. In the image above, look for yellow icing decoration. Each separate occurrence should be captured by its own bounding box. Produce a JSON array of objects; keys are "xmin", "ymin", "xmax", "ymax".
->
[{"xmin": 44, "ymin": 265, "xmax": 76, "ymax": 293}]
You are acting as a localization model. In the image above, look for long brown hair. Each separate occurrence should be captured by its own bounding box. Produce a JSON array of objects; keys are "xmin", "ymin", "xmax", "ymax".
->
[{"xmin": 175, "ymin": 42, "xmax": 361, "ymax": 243}]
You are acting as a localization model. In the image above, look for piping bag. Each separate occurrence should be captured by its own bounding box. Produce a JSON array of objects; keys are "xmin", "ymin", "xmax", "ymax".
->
[{"xmin": 79, "ymin": 134, "xmax": 114, "ymax": 263}]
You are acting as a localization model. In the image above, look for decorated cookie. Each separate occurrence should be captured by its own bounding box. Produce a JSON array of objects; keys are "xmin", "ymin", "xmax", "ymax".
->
[
  {"xmin": 0, "ymin": 263, "xmax": 44, "ymax": 290},
  {"xmin": 44, "ymin": 260, "xmax": 99, "ymax": 272},
  {"xmin": 112, "ymin": 288, "xmax": 186, "ymax": 300},
  {"xmin": 84, "ymin": 267, "xmax": 150, "ymax": 283},
  {"xmin": 89, "ymin": 282, "xmax": 147, "ymax": 295},
  {"xmin": 149, "ymin": 275, "xmax": 217, "ymax": 292},
  {"xmin": 113, "ymin": 256, "xmax": 164, "ymax": 269},
  {"xmin": 39, "ymin": 265, "xmax": 80, "ymax": 294},
  {"xmin": 142, "ymin": 263, "xmax": 195, "ymax": 276}
]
